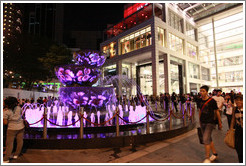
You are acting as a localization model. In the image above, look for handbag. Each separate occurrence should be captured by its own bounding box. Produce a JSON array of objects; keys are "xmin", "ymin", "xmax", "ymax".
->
[
  {"xmin": 197, "ymin": 127, "xmax": 204, "ymax": 144},
  {"xmin": 23, "ymin": 119, "xmax": 30, "ymax": 129},
  {"xmin": 224, "ymin": 129, "xmax": 235, "ymax": 149}
]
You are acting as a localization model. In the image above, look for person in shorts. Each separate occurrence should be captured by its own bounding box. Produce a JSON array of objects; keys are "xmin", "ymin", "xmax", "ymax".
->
[{"xmin": 197, "ymin": 85, "xmax": 222, "ymax": 163}]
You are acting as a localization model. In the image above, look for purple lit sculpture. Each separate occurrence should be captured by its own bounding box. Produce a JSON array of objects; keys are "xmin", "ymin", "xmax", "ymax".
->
[{"xmin": 55, "ymin": 50, "xmax": 115, "ymax": 109}]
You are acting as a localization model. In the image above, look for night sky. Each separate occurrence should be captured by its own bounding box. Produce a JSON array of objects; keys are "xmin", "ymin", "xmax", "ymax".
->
[{"xmin": 64, "ymin": 3, "xmax": 126, "ymax": 31}]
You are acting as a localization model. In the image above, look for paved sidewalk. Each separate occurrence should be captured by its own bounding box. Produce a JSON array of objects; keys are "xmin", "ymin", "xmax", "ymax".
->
[{"xmin": 7, "ymin": 114, "xmax": 239, "ymax": 164}]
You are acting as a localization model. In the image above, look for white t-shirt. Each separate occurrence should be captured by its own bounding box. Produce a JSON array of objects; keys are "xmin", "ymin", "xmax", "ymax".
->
[
  {"xmin": 224, "ymin": 100, "xmax": 233, "ymax": 115},
  {"xmin": 212, "ymin": 96, "xmax": 225, "ymax": 110},
  {"xmin": 3, "ymin": 106, "xmax": 25, "ymax": 130}
]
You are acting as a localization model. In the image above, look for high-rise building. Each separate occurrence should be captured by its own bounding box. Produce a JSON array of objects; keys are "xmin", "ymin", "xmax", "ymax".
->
[
  {"xmin": 21, "ymin": 3, "xmax": 63, "ymax": 42},
  {"xmin": 3, "ymin": 3, "xmax": 23, "ymax": 74},
  {"xmin": 3, "ymin": 3, "xmax": 22, "ymax": 46},
  {"xmin": 100, "ymin": 3, "xmax": 243, "ymax": 97}
]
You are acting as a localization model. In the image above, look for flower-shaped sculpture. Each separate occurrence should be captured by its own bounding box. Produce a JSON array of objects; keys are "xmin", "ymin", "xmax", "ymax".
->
[
  {"xmin": 55, "ymin": 50, "xmax": 114, "ymax": 109},
  {"xmin": 59, "ymin": 87, "xmax": 115, "ymax": 110},
  {"xmin": 55, "ymin": 65, "xmax": 100, "ymax": 86},
  {"xmin": 73, "ymin": 50, "xmax": 106, "ymax": 68},
  {"xmin": 88, "ymin": 95, "xmax": 107, "ymax": 107},
  {"xmin": 55, "ymin": 50, "xmax": 106, "ymax": 87}
]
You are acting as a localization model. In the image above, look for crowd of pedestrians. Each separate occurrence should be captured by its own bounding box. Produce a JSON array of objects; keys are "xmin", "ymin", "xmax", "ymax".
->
[
  {"xmin": 2, "ymin": 87, "xmax": 243, "ymax": 163},
  {"xmin": 196, "ymin": 86, "xmax": 243, "ymax": 163},
  {"xmin": 17, "ymin": 96, "xmax": 60, "ymax": 108},
  {"xmin": 116, "ymin": 88, "xmax": 243, "ymax": 163}
]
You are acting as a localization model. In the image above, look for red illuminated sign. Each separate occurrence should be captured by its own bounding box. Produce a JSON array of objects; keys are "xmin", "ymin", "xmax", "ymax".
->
[{"xmin": 124, "ymin": 3, "xmax": 150, "ymax": 18}]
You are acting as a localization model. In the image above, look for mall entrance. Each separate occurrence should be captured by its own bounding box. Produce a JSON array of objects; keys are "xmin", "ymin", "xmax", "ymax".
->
[
  {"xmin": 136, "ymin": 60, "xmax": 184, "ymax": 96},
  {"xmin": 170, "ymin": 60, "xmax": 184, "ymax": 95}
]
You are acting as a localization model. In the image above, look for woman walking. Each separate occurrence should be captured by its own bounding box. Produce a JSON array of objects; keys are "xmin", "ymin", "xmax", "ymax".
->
[
  {"xmin": 3, "ymin": 97, "xmax": 25, "ymax": 163},
  {"xmin": 229, "ymin": 95, "xmax": 243, "ymax": 163},
  {"xmin": 224, "ymin": 94, "xmax": 233, "ymax": 129}
]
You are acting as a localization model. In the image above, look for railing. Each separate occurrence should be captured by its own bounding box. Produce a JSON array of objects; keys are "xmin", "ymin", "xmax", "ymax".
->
[{"xmin": 22, "ymin": 102, "xmax": 196, "ymax": 139}]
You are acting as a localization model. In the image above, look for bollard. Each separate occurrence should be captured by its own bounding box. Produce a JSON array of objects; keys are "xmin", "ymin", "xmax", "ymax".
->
[
  {"xmin": 190, "ymin": 102, "xmax": 192, "ymax": 116},
  {"xmin": 146, "ymin": 106, "xmax": 150, "ymax": 134},
  {"xmin": 116, "ymin": 107, "xmax": 120, "ymax": 137},
  {"xmin": 185, "ymin": 102, "xmax": 188, "ymax": 118},
  {"xmin": 155, "ymin": 101, "xmax": 157, "ymax": 112},
  {"xmin": 130, "ymin": 136, "xmax": 137, "ymax": 152},
  {"xmin": 79, "ymin": 107, "xmax": 84, "ymax": 139},
  {"xmin": 193, "ymin": 104, "xmax": 196, "ymax": 121},
  {"xmin": 183, "ymin": 104, "xmax": 186, "ymax": 126},
  {"xmin": 169, "ymin": 107, "xmax": 172, "ymax": 130},
  {"xmin": 43, "ymin": 107, "xmax": 47, "ymax": 139},
  {"xmin": 189, "ymin": 102, "xmax": 192, "ymax": 116},
  {"xmin": 191, "ymin": 105, "xmax": 195, "ymax": 123}
]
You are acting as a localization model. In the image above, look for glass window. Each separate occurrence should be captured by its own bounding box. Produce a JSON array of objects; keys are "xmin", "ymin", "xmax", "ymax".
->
[
  {"xmin": 120, "ymin": 26, "xmax": 151, "ymax": 55},
  {"xmin": 130, "ymin": 38, "xmax": 135, "ymax": 51},
  {"xmin": 188, "ymin": 62, "xmax": 199, "ymax": 79},
  {"xmin": 201, "ymin": 67, "xmax": 210, "ymax": 81},
  {"xmin": 186, "ymin": 23, "xmax": 195, "ymax": 40},
  {"xmin": 158, "ymin": 27, "xmax": 165, "ymax": 47},
  {"xmin": 187, "ymin": 42, "xmax": 197, "ymax": 59},
  {"xmin": 103, "ymin": 64, "xmax": 117, "ymax": 77},
  {"xmin": 140, "ymin": 33, "xmax": 146, "ymax": 48},
  {"xmin": 198, "ymin": 12, "xmax": 243, "ymax": 88},
  {"xmin": 218, "ymin": 55, "xmax": 243, "ymax": 67},
  {"xmin": 135, "ymin": 32, "xmax": 141, "ymax": 49},
  {"xmin": 168, "ymin": 33, "xmax": 183, "ymax": 54},
  {"xmin": 146, "ymin": 30, "xmax": 152, "ymax": 46},
  {"xmin": 170, "ymin": 64, "xmax": 179, "ymax": 94},
  {"xmin": 140, "ymin": 65, "xmax": 152, "ymax": 95},
  {"xmin": 102, "ymin": 42, "xmax": 116, "ymax": 59},
  {"xmin": 124, "ymin": 41, "xmax": 130, "ymax": 53},
  {"xmin": 221, "ymin": 71, "xmax": 243, "ymax": 83},
  {"xmin": 168, "ymin": 9, "xmax": 183, "ymax": 33}
]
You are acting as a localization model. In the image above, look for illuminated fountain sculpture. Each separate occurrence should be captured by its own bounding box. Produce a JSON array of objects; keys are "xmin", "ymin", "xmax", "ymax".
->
[
  {"xmin": 23, "ymin": 50, "xmax": 154, "ymax": 129},
  {"xmin": 55, "ymin": 50, "xmax": 114, "ymax": 110},
  {"xmin": 21, "ymin": 50, "xmax": 194, "ymax": 145}
]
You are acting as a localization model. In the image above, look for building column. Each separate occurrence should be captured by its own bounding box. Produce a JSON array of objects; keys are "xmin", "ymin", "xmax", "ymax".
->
[
  {"xmin": 129, "ymin": 63, "xmax": 133, "ymax": 97},
  {"xmin": 151, "ymin": 20, "xmax": 159, "ymax": 97},
  {"xmin": 116, "ymin": 60, "xmax": 122, "ymax": 97},
  {"xmin": 212, "ymin": 18, "xmax": 219, "ymax": 88},
  {"xmin": 183, "ymin": 19, "xmax": 188, "ymax": 94},
  {"xmin": 161, "ymin": 3, "xmax": 167, "ymax": 23},
  {"xmin": 185, "ymin": 60, "xmax": 189, "ymax": 93},
  {"xmin": 163, "ymin": 54, "xmax": 171, "ymax": 93},
  {"xmin": 152, "ymin": 50, "xmax": 159, "ymax": 97},
  {"xmin": 164, "ymin": 19, "xmax": 170, "ymax": 93},
  {"xmin": 116, "ymin": 39, "xmax": 119, "ymax": 56}
]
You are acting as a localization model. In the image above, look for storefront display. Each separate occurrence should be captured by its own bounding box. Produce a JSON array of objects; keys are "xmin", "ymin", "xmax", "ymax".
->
[{"xmin": 120, "ymin": 26, "xmax": 151, "ymax": 55}]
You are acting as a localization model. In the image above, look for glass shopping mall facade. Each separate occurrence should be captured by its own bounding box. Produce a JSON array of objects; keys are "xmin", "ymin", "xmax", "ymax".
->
[
  {"xmin": 100, "ymin": 3, "xmax": 244, "ymax": 97},
  {"xmin": 197, "ymin": 8, "xmax": 244, "ymax": 93}
]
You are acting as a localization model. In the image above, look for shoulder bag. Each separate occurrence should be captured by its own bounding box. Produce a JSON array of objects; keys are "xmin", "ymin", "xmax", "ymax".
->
[{"xmin": 224, "ymin": 107, "xmax": 236, "ymax": 149}]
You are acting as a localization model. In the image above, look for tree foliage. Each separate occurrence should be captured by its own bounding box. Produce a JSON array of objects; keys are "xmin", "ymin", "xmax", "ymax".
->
[
  {"xmin": 38, "ymin": 44, "xmax": 72, "ymax": 79},
  {"xmin": 4, "ymin": 34, "xmax": 53, "ymax": 89},
  {"xmin": 3, "ymin": 33, "xmax": 72, "ymax": 89},
  {"xmin": 17, "ymin": 34, "xmax": 54, "ymax": 89}
]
